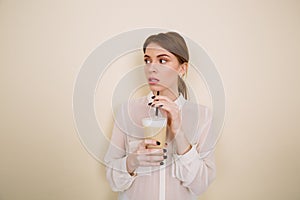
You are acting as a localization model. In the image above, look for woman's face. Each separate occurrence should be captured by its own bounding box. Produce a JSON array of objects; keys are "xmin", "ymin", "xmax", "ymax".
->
[{"xmin": 144, "ymin": 42, "xmax": 186, "ymax": 95}]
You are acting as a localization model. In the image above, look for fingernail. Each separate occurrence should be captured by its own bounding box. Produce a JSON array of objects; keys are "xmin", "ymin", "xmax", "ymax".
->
[
  {"xmin": 156, "ymin": 141, "xmax": 161, "ymax": 145},
  {"xmin": 159, "ymin": 105, "xmax": 163, "ymax": 107},
  {"xmin": 163, "ymin": 149, "xmax": 167, "ymax": 153},
  {"xmin": 163, "ymin": 155, "xmax": 167, "ymax": 159},
  {"xmin": 160, "ymin": 161, "xmax": 164, "ymax": 165},
  {"xmin": 151, "ymin": 96, "xmax": 155, "ymax": 99},
  {"xmin": 151, "ymin": 104, "xmax": 155, "ymax": 107},
  {"xmin": 148, "ymin": 102, "xmax": 152, "ymax": 106}
]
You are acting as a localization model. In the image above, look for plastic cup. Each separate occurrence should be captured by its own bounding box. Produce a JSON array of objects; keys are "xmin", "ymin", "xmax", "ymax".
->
[{"xmin": 142, "ymin": 117, "xmax": 167, "ymax": 149}]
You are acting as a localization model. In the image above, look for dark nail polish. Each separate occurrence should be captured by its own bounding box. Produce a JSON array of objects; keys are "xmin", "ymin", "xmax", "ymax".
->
[
  {"xmin": 151, "ymin": 104, "xmax": 155, "ymax": 107},
  {"xmin": 151, "ymin": 96, "xmax": 155, "ymax": 99},
  {"xmin": 163, "ymin": 155, "xmax": 167, "ymax": 159},
  {"xmin": 148, "ymin": 102, "xmax": 152, "ymax": 106},
  {"xmin": 163, "ymin": 149, "xmax": 167, "ymax": 153},
  {"xmin": 159, "ymin": 105, "xmax": 163, "ymax": 107},
  {"xmin": 160, "ymin": 161, "xmax": 164, "ymax": 165},
  {"xmin": 156, "ymin": 141, "xmax": 161, "ymax": 145}
]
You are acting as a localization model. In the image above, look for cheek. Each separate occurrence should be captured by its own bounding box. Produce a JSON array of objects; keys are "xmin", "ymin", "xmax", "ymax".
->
[
  {"xmin": 166, "ymin": 63, "xmax": 181, "ymax": 76},
  {"xmin": 160, "ymin": 67, "xmax": 178, "ymax": 84},
  {"xmin": 161, "ymin": 64, "xmax": 179, "ymax": 77},
  {"xmin": 144, "ymin": 65, "xmax": 151, "ymax": 76}
]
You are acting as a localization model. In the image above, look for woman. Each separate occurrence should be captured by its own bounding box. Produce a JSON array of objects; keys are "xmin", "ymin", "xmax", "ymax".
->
[{"xmin": 105, "ymin": 32, "xmax": 216, "ymax": 200}]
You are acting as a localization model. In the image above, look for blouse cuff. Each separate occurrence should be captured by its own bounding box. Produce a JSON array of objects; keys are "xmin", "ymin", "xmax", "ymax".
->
[
  {"xmin": 121, "ymin": 156, "xmax": 137, "ymax": 179},
  {"xmin": 173, "ymin": 144, "xmax": 198, "ymax": 163},
  {"xmin": 173, "ymin": 145, "xmax": 201, "ymax": 185}
]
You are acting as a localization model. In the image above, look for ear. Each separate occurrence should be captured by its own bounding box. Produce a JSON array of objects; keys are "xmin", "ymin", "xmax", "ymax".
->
[{"xmin": 179, "ymin": 62, "xmax": 188, "ymax": 76}]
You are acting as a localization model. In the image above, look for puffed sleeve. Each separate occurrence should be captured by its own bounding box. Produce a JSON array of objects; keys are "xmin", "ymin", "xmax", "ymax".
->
[
  {"xmin": 104, "ymin": 104, "xmax": 136, "ymax": 192},
  {"xmin": 173, "ymin": 105, "xmax": 216, "ymax": 196}
]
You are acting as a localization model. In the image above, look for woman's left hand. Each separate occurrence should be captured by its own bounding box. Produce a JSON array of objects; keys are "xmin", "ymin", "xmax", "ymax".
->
[
  {"xmin": 150, "ymin": 95, "xmax": 192, "ymax": 154},
  {"xmin": 150, "ymin": 95, "xmax": 181, "ymax": 136}
]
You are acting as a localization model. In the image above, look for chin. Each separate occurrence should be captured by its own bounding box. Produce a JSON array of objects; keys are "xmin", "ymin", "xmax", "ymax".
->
[{"xmin": 148, "ymin": 84, "xmax": 165, "ymax": 92}]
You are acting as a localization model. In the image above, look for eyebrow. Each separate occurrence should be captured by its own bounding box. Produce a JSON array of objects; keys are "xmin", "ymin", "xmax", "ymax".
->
[{"xmin": 144, "ymin": 54, "xmax": 171, "ymax": 58}]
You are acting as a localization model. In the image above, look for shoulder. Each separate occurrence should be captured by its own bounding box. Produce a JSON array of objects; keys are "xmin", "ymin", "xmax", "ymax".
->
[
  {"xmin": 181, "ymin": 101, "xmax": 212, "ymax": 144},
  {"xmin": 182, "ymin": 101, "xmax": 212, "ymax": 122}
]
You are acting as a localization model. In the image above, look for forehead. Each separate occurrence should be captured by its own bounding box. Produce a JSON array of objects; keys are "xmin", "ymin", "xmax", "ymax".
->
[{"xmin": 144, "ymin": 43, "xmax": 171, "ymax": 55}]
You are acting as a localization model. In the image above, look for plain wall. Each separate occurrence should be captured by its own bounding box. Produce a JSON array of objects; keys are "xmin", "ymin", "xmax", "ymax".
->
[{"xmin": 0, "ymin": 0, "xmax": 299, "ymax": 200}]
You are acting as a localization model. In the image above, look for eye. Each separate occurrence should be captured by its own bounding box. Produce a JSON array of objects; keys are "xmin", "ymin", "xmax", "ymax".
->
[
  {"xmin": 159, "ymin": 59, "xmax": 167, "ymax": 64},
  {"xmin": 144, "ymin": 59, "xmax": 151, "ymax": 64}
]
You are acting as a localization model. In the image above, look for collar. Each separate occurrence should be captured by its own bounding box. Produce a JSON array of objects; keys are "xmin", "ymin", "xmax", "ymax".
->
[{"xmin": 146, "ymin": 92, "xmax": 186, "ymax": 109}]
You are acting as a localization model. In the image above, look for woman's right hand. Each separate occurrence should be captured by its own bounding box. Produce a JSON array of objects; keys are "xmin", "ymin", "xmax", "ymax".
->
[{"xmin": 126, "ymin": 139, "xmax": 167, "ymax": 175}]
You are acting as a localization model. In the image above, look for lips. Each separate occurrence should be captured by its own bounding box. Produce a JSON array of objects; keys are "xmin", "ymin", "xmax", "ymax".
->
[{"xmin": 148, "ymin": 77, "xmax": 159, "ymax": 84}]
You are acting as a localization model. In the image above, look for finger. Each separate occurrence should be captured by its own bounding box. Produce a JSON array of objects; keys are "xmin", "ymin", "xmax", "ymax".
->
[
  {"xmin": 153, "ymin": 95, "xmax": 174, "ymax": 103},
  {"xmin": 138, "ymin": 155, "xmax": 165, "ymax": 163},
  {"xmin": 150, "ymin": 102, "xmax": 180, "ymax": 123},
  {"xmin": 137, "ymin": 139, "xmax": 158, "ymax": 150},
  {"xmin": 136, "ymin": 140, "xmax": 146, "ymax": 151},
  {"xmin": 138, "ymin": 156, "xmax": 166, "ymax": 167},
  {"xmin": 151, "ymin": 99, "xmax": 174, "ymax": 108},
  {"xmin": 151, "ymin": 101, "xmax": 178, "ymax": 111},
  {"xmin": 151, "ymin": 102, "xmax": 176, "ymax": 116},
  {"xmin": 137, "ymin": 148, "xmax": 163, "ymax": 155},
  {"xmin": 139, "ymin": 161, "xmax": 163, "ymax": 166},
  {"xmin": 144, "ymin": 139, "xmax": 160, "ymax": 146}
]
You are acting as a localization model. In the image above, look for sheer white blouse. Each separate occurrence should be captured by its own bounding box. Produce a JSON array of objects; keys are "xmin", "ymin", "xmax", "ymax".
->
[{"xmin": 104, "ymin": 93, "xmax": 216, "ymax": 200}]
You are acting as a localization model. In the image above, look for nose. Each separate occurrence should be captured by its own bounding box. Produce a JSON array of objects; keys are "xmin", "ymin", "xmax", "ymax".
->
[{"xmin": 146, "ymin": 63, "xmax": 158, "ymax": 73}]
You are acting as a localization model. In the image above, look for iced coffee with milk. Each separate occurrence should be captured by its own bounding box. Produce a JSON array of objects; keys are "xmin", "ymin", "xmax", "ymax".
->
[{"xmin": 142, "ymin": 117, "xmax": 167, "ymax": 149}]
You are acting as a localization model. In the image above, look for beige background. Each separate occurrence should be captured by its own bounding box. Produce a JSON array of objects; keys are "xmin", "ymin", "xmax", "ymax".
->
[{"xmin": 1, "ymin": 0, "xmax": 299, "ymax": 200}]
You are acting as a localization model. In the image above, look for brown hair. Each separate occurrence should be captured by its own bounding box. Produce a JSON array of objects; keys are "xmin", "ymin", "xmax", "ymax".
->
[{"xmin": 143, "ymin": 32, "xmax": 189, "ymax": 99}]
